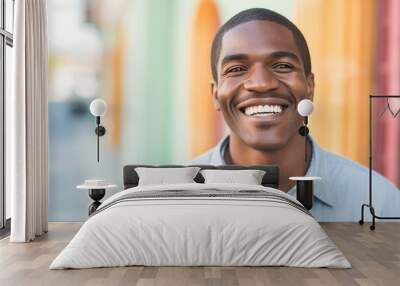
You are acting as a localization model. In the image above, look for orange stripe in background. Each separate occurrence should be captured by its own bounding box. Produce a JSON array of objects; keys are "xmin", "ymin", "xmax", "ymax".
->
[
  {"xmin": 99, "ymin": 25, "xmax": 125, "ymax": 149},
  {"xmin": 103, "ymin": 26, "xmax": 124, "ymax": 149},
  {"xmin": 110, "ymin": 27, "xmax": 124, "ymax": 148},
  {"xmin": 295, "ymin": 0, "xmax": 374, "ymax": 167},
  {"xmin": 188, "ymin": 0, "xmax": 221, "ymax": 158}
]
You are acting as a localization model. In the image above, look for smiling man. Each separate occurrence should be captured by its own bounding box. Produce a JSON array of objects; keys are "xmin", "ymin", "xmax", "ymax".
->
[{"xmin": 190, "ymin": 8, "xmax": 400, "ymax": 221}]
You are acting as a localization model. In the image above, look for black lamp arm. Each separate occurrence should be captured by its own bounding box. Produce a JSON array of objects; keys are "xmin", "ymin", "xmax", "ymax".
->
[
  {"xmin": 304, "ymin": 116, "xmax": 308, "ymax": 162},
  {"xmin": 298, "ymin": 116, "xmax": 309, "ymax": 162},
  {"xmin": 94, "ymin": 116, "xmax": 106, "ymax": 162}
]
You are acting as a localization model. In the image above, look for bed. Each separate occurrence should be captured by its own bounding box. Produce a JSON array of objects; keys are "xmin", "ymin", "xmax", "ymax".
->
[{"xmin": 50, "ymin": 165, "xmax": 350, "ymax": 269}]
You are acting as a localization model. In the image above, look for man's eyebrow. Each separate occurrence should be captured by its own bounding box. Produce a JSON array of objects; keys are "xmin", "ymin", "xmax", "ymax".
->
[
  {"xmin": 270, "ymin": 51, "xmax": 300, "ymax": 62},
  {"xmin": 220, "ymin": 51, "xmax": 300, "ymax": 68},
  {"xmin": 220, "ymin": 54, "xmax": 249, "ymax": 67}
]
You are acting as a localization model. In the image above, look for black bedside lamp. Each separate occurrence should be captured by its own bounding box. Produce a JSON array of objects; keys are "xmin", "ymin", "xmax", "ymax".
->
[{"xmin": 89, "ymin": 99, "xmax": 107, "ymax": 162}]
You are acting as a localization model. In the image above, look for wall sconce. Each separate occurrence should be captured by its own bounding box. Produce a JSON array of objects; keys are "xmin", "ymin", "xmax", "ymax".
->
[
  {"xmin": 297, "ymin": 99, "xmax": 314, "ymax": 162},
  {"xmin": 89, "ymin": 99, "xmax": 107, "ymax": 162}
]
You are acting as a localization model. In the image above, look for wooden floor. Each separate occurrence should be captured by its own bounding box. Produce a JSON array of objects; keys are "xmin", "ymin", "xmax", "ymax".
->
[{"xmin": 0, "ymin": 222, "xmax": 399, "ymax": 286}]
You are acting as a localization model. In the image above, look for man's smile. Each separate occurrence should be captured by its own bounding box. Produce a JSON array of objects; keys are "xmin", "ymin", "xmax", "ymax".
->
[
  {"xmin": 235, "ymin": 97, "xmax": 292, "ymax": 124},
  {"xmin": 244, "ymin": 104, "xmax": 283, "ymax": 116}
]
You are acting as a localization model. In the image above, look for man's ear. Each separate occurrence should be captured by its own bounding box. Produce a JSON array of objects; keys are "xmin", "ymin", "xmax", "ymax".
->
[
  {"xmin": 306, "ymin": 72, "xmax": 315, "ymax": 101},
  {"xmin": 211, "ymin": 81, "xmax": 220, "ymax": 111}
]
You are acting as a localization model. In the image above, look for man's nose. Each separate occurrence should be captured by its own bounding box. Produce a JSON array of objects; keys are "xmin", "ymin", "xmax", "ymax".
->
[{"xmin": 243, "ymin": 65, "xmax": 279, "ymax": 92}]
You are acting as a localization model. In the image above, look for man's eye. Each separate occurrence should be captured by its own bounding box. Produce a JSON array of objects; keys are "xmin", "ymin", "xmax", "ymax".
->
[
  {"xmin": 273, "ymin": 63, "xmax": 293, "ymax": 71},
  {"xmin": 226, "ymin": 66, "xmax": 246, "ymax": 74}
]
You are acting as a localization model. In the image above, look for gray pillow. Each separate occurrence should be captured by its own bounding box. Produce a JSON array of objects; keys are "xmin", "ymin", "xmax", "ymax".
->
[
  {"xmin": 200, "ymin": 169, "xmax": 266, "ymax": 185},
  {"xmin": 135, "ymin": 167, "xmax": 201, "ymax": 186}
]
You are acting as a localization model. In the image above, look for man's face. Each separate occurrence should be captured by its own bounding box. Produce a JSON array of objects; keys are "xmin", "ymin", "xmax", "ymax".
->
[{"xmin": 213, "ymin": 20, "xmax": 314, "ymax": 151}]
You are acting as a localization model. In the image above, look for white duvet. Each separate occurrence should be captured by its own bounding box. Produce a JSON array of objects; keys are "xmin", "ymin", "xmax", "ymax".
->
[{"xmin": 50, "ymin": 183, "xmax": 350, "ymax": 269}]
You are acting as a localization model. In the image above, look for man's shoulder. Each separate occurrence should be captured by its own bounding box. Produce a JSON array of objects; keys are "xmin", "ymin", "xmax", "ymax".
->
[
  {"xmin": 186, "ymin": 135, "xmax": 228, "ymax": 165},
  {"xmin": 319, "ymin": 147, "xmax": 396, "ymax": 189},
  {"xmin": 187, "ymin": 148, "xmax": 217, "ymax": 165},
  {"xmin": 320, "ymin": 148, "xmax": 368, "ymax": 175}
]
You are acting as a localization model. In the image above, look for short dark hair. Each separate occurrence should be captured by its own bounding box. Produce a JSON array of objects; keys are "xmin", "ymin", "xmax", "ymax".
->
[{"xmin": 211, "ymin": 8, "xmax": 312, "ymax": 82}]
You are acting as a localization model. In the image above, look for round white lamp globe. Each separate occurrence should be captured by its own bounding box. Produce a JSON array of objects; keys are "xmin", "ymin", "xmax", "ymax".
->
[
  {"xmin": 90, "ymin": 99, "xmax": 107, "ymax": 117},
  {"xmin": 297, "ymin": 99, "xmax": 314, "ymax": 117}
]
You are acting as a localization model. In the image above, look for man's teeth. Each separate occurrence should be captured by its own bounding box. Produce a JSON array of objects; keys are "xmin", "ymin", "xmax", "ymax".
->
[{"xmin": 244, "ymin": 105, "xmax": 283, "ymax": 116}]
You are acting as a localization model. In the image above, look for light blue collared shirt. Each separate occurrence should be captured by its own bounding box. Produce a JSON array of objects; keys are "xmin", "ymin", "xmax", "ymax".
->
[{"xmin": 189, "ymin": 135, "xmax": 400, "ymax": 221}]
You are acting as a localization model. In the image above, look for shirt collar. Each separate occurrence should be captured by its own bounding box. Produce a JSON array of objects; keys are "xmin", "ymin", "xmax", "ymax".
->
[
  {"xmin": 209, "ymin": 134, "xmax": 229, "ymax": 165},
  {"xmin": 211, "ymin": 134, "xmax": 336, "ymax": 207}
]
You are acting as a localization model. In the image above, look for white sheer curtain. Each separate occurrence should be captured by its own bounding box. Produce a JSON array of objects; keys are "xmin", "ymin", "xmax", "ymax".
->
[{"xmin": 7, "ymin": 0, "xmax": 49, "ymax": 242}]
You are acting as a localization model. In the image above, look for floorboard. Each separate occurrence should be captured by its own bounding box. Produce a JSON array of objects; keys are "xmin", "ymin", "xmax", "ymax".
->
[{"xmin": 0, "ymin": 222, "xmax": 399, "ymax": 286}]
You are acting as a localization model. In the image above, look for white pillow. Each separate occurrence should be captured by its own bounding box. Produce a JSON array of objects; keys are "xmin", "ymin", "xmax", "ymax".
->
[
  {"xmin": 200, "ymin": 169, "xmax": 266, "ymax": 185},
  {"xmin": 135, "ymin": 167, "xmax": 200, "ymax": 186}
]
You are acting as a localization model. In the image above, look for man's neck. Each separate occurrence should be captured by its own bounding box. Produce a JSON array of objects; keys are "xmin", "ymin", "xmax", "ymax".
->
[{"xmin": 225, "ymin": 134, "xmax": 312, "ymax": 193}]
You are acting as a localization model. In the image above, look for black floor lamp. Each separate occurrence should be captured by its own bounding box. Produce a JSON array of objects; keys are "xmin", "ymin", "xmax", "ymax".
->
[{"xmin": 359, "ymin": 95, "xmax": 400, "ymax": 230}]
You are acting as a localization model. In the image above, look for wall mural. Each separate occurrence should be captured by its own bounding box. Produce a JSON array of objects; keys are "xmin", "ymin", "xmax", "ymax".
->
[{"xmin": 47, "ymin": 0, "xmax": 400, "ymax": 222}]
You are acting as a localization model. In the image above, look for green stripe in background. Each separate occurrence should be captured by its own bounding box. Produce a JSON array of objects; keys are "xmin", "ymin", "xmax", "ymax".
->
[
  {"xmin": 122, "ymin": 0, "xmax": 176, "ymax": 164},
  {"xmin": 143, "ymin": 0, "xmax": 176, "ymax": 163}
]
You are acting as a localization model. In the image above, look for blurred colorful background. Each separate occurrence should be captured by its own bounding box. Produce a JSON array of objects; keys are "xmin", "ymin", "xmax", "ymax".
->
[{"xmin": 47, "ymin": 0, "xmax": 400, "ymax": 221}]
